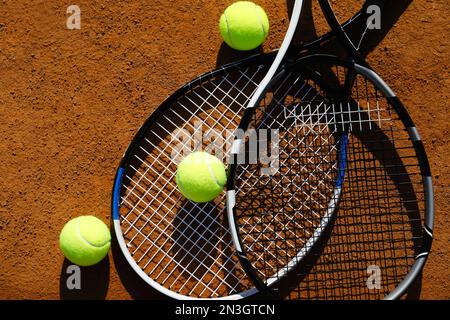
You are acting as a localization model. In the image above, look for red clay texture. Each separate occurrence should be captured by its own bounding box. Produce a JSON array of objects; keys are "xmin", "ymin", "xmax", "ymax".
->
[{"xmin": 0, "ymin": 0, "xmax": 448, "ymax": 299}]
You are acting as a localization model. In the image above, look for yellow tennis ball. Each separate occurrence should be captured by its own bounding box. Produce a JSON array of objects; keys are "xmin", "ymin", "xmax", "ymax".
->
[
  {"xmin": 219, "ymin": 1, "xmax": 270, "ymax": 51},
  {"xmin": 59, "ymin": 216, "xmax": 111, "ymax": 266},
  {"xmin": 176, "ymin": 152, "xmax": 227, "ymax": 203}
]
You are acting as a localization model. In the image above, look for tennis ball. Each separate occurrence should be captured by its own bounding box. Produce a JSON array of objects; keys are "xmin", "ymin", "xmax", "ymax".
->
[
  {"xmin": 59, "ymin": 216, "xmax": 111, "ymax": 267},
  {"xmin": 176, "ymin": 152, "xmax": 227, "ymax": 203},
  {"xmin": 219, "ymin": 1, "xmax": 270, "ymax": 51}
]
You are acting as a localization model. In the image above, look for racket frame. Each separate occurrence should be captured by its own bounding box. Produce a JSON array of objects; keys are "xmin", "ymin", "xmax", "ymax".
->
[{"xmin": 227, "ymin": 53, "xmax": 434, "ymax": 299}]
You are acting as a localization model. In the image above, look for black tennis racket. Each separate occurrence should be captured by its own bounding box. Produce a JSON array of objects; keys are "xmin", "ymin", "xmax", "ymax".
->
[
  {"xmin": 111, "ymin": 0, "xmax": 369, "ymax": 299},
  {"xmin": 226, "ymin": 0, "xmax": 434, "ymax": 299}
]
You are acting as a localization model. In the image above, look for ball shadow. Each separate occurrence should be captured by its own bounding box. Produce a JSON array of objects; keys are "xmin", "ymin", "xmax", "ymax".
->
[
  {"xmin": 59, "ymin": 257, "xmax": 110, "ymax": 300},
  {"xmin": 216, "ymin": 42, "xmax": 263, "ymax": 68}
]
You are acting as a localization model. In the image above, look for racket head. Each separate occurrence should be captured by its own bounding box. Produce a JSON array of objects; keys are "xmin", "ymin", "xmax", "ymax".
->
[
  {"xmin": 112, "ymin": 53, "xmax": 277, "ymax": 299},
  {"xmin": 227, "ymin": 54, "xmax": 433, "ymax": 299}
]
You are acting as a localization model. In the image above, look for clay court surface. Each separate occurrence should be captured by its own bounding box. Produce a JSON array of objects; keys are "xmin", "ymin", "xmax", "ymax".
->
[{"xmin": 0, "ymin": 0, "xmax": 448, "ymax": 299}]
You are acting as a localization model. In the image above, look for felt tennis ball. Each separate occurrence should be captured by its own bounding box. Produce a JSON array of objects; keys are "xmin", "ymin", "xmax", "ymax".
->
[
  {"xmin": 59, "ymin": 216, "xmax": 111, "ymax": 267},
  {"xmin": 219, "ymin": 1, "xmax": 270, "ymax": 51},
  {"xmin": 176, "ymin": 152, "xmax": 227, "ymax": 203}
]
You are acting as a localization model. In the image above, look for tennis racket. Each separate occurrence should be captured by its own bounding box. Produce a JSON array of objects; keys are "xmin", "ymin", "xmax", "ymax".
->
[
  {"xmin": 111, "ymin": 0, "xmax": 369, "ymax": 300},
  {"xmin": 226, "ymin": 0, "xmax": 434, "ymax": 299}
]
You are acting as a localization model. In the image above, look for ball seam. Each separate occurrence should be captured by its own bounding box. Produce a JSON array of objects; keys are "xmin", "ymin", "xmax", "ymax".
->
[
  {"xmin": 254, "ymin": 3, "xmax": 267, "ymax": 39},
  {"xmin": 205, "ymin": 159, "xmax": 223, "ymax": 189},
  {"xmin": 76, "ymin": 219, "xmax": 109, "ymax": 248},
  {"xmin": 176, "ymin": 171, "xmax": 194, "ymax": 201},
  {"xmin": 223, "ymin": 11, "xmax": 236, "ymax": 49}
]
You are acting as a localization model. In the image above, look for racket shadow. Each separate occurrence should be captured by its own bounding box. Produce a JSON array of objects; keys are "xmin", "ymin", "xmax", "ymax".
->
[
  {"xmin": 287, "ymin": 0, "xmax": 414, "ymax": 60},
  {"xmin": 358, "ymin": 0, "xmax": 414, "ymax": 58},
  {"xmin": 171, "ymin": 200, "xmax": 243, "ymax": 295}
]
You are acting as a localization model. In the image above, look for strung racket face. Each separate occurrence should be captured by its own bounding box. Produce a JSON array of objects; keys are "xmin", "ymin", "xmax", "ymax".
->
[
  {"xmin": 112, "ymin": 55, "xmax": 276, "ymax": 299},
  {"xmin": 228, "ymin": 55, "xmax": 433, "ymax": 299}
]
